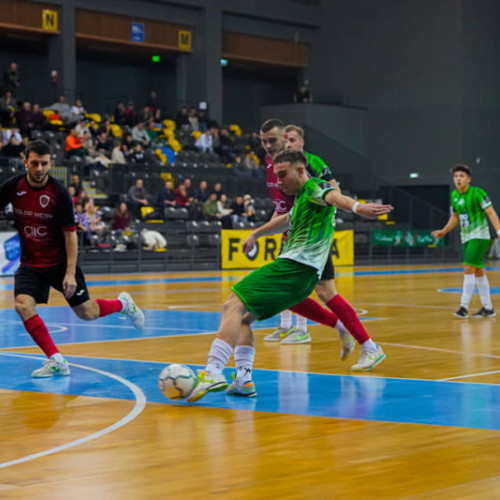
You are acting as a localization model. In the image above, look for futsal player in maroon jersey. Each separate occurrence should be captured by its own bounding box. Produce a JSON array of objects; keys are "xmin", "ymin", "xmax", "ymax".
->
[{"xmin": 0, "ymin": 140, "xmax": 145, "ymax": 377}]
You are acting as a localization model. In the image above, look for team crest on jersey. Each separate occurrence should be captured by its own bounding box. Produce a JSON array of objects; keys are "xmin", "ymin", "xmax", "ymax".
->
[
  {"xmin": 39, "ymin": 194, "xmax": 51, "ymax": 208},
  {"xmin": 458, "ymin": 198, "xmax": 465, "ymax": 206}
]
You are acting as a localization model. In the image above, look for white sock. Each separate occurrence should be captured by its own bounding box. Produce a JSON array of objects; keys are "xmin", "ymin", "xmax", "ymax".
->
[
  {"xmin": 118, "ymin": 297, "xmax": 126, "ymax": 312},
  {"xmin": 234, "ymin": 345, "xmax": 255, "ymax": 383},
  {"xmin": 280, "ymin": 310, "xmax": 292, "ymax": 330},
  {"xmin": 335, "ymin": 319, "xmax": 348, "ymax": 335},
  {"xmin": 461, "ymin": 274, "xmax": 476, "ymax": 309},
  {"xmin": 206, "ymin": 338, "xmax": 233, "ymax": 375},
  {"xmin": 361, "ymin": 339, "xmax": 377, "ymax": 352},
  {"xmin": 476, "ymin": 275, "xmax": 493, "ymax": 309},
  {"xmin": 296, "ymin": 314, "xmax": 308, "ymax": 333},
  {"xmin": 51, "ymin": 352, "xmax": 65, "ymax": 364}
]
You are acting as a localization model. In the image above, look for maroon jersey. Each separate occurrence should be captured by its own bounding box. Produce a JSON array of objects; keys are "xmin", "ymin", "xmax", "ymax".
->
[
  {"xmin": 265, "ymin": 154, "xmax": 295, "ymax": 215},
  {"xmin": 0, "ymin": 175, "xmax": 77, "ymax": 267}
]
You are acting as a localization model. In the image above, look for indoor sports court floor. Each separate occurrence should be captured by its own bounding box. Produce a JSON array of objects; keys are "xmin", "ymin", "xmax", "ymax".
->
[{"xmin": 1, "ymin": 264, "xmax": 500, "ymax": 498}]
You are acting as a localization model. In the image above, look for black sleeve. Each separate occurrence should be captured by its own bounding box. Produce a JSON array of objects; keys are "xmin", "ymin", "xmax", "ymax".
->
[
  {"xmin": 55, "ymin": 181, "xmax": 77, "ymax": 228},
  {"xmin": 0, "ymin": 175, "xmax": 22, "ymax": 211}
]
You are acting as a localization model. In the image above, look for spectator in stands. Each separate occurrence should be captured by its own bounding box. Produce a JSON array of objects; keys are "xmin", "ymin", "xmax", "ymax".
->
[
  {"xmin": 0, "ymin": 134, "xmax": 26, "ymax": 158},
  {"xmin": 176, "ymin": 106, "xmax": 190, "ymax": 130},
  {"xmin": 2, "ymin": 126, "xmax": 22, "ymax": 145},
  {"xmin": 217, "ymin": 193, "xmax": 233, "ymax": 229},
  {"xmin": 75, "ymin": 202, "xmax": 91, "ymax": 245},
  {"xmin": 65, "ymin": 127, "xmax": 87, "ymax": 157},
  {"xmin": 71, "ymin": 98, "xmax": 86, "ymax": 120},
  {"xmin": 197, "ymin": 109, "xmax": 209, "ymax": 132},
  {"xmin": 203, "ymin": 192, "xmax": 222, "ymax": 221},
  {"xmin": 147, "ymin": 90, "xmax": 161, "ymax": 118},
  {"xmin": 194, "ymin": 180, "xmax": 209, "ymax": 203},
  {"xmin": 213, "ymin": 182, "xmax": 223, "ymax": 200},
  {"xmin": 140, "ymin": 105, "xmax": 153, "ymax": 123},
  {"xmin": 97, "ymin": 119, "xmax": 112, "ymax": 138},
  {"xmin": 78, "ymin": 189, "xmax": 88, "ymax": 205},
  {"xmin": 156, "ymin": 180, "xmax": 177, "ymax": 213},
  {"xmin": 132, "ymin": 122, "xmax": 150, "ymax": 148},
  {"xmin": 125, "ymin": 101, "xmax": 139, "ymax": 127},
  {"xmin": 247, "ymin": 131, "xmax": 261, "ymax": 153},
  {"xmin": 181, "ymin": 178, "xmax": 194, "ymax": 201},
  {"xmin": 95, "ymin": 131, "xmax": 112, "ymax": 155},
  {"xmin": 2, "ymin": 62, "xmax": 20, "ymax": 95},
  {"xmin": 69, "ymin": 174, "xmax": 83, "ymax": 197},
  {"xmin": 188, "ymin": 107, "xmax": 199, "ymax": 131},
  {"xmin": 243, "ymin": 151, "xmax": 260, "ymax": 170},
  {"xmin": 195, "ymin": 129, "xmax": 213, "ymax": 153},
  {"xmin": 85, "ymin": 198, "xmax": 107, "ymax": 239},
  {"xmin": 244, "ymin": 194, "xmax": 256, "ymax": 222},
  {"xmin": 112, "ymin": 202, "xmax": 132, "ymax": 233},
  {"xmin": 230, "ymin": 195, "xmax": 248, "ymax": 226},
  {"xmin": 46, "ymin": 95, "xmax": 74, "ymax": 124},
  {"xmin": 75, "ymin": 118, "xmax": 89, "ymax": 138},
  {"xmin": 68, "ymin": 185, "xmax": 78, "ymax": 206},
  {"xmin": 232, "ymin": 155, "xmax": 245, "ymax": 176},
  {"xmin": 175, "ymin": 184, "xmax": 190, "ymax": 208},
  {"xmin": 15, "ymin": 102, "xmax": 34, "ymax": 137},
  {"xmin": 111, "ymin": 141, "xmax": 126, "ymax": 164},
  {"xmin": 146, "ymin": 120, "xmax": 159, "ymax": 143},
  {"xmin": 128, "ymin": 143, "xmax": 146, "ymax": 163},
  {"xmin": 123, "ymin": 132, "xmax": 134, "ymax": 154},
  {"xmin": 294, "ymin": 83, "xmax": 311, "ymax": 103},
  {"xmin": 211, "ymin": 127, "xmax": 220, "ymax": 153},
  {"xmin": 114, "ymin": 101, "xmax": 127, "ymax": 126},
  {"xmin": 127, "ymin": 178, "xmax": 150, "ymax": 217},
  {"xmin": 31, "ymin": 103, "xmax": 44, "ymax": 130},
  {"xmin": 217, "ymin": 128, "xmax": 235, "ymax": 163},
  {"xmin": 0, "ymin": 90, "xmax": 16, "ymax": 127}
]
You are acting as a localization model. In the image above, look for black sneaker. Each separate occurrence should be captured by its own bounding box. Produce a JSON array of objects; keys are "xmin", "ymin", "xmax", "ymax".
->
[
  {"xmin": 471, "ymin": 307, "xmax": 496, "ymax": 318},
  {"xmin": 454, "ymin": 306, "xmax": 469, "ymax": 318}
]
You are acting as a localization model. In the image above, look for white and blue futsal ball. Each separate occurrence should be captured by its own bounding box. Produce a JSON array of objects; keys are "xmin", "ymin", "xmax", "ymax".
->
[{"xmin": 159, "ymin": 364, "xmax": 197, "ymax": 400}]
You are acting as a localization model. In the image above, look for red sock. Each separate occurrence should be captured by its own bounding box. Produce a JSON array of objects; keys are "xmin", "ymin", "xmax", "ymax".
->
[
  {"xmin": 95, "ymin": 299, "xmax": 123, "ymax": 317},
  {"xmin": 326, "ymin": 295, "xmax": 370, "ymax": 344},
  {"xmin": 290, "ymin": 297, "xmax": 339, "ymax": 328},
  {"xmin": 24, "ymin": 315, "xmax": 59, "ymax": 358}
]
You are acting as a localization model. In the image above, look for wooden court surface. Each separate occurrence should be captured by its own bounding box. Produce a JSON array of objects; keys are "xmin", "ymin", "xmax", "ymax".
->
[{"xmin": 0, "ymin": 263, "xmax": 500, "ymax": 499}]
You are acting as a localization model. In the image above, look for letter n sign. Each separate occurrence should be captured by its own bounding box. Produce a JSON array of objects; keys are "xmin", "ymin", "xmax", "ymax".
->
[
  {"xmin": 178, "ymin": 30, "xmax": 192, "ymax": 51},
  {"xmin": 42, "ymin": 9, "xmax": 59, "ymax": 31}
]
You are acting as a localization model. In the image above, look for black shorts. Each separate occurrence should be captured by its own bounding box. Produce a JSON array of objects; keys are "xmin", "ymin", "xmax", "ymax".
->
[
  {"xmin": 320, "ymin": 255, "xmax": 335, "ymax": 281},
  {"xmin": 15, "ymin": 264, "xmax": 90, "ymax": 307}
]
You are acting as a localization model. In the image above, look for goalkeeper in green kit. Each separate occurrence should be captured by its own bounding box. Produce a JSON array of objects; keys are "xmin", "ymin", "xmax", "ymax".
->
[{"xmin": 432, "ymin": 164, "xmax": 500, "ymax": 318}]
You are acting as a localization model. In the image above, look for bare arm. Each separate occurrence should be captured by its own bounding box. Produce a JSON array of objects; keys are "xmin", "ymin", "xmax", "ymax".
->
[
  {"xmin": 63, "ymin": 231, "xmax": 78, "ymax": 298},
  {"xmin": 431, "ymin": 212, "xmax": 459, "ymax": 239},
  {"xmin": 324, "ymin": 190, "xmax": 393, "ymax": 218},
  {"xmin": 485, "ymin": 205, "xmax": 500, "ymax": 237},
  {"xmin": 242, "ymin": 214, "xmax": 290, "ymax": 255}
]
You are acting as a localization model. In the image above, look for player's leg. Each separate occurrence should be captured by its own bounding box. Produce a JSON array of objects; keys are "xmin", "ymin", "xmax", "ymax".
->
[
  {"xmin": 14, "ymin": 266, "xmax": 70, "ymax": 378},
  {"xmin": 315, "ymin": 278, "xmax": 385, "ymax": 371},
  {"xmin": 468, "ymin": 240, "xmax": 495, "ymax": 317}
]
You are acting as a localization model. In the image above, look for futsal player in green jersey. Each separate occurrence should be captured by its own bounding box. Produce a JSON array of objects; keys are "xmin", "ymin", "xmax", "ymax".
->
[
  {"xmin": 432, "ymin": 164, "xmax": 500, "ymax": 318},
  {"xmin": 187, "ymin": 150, "xmax": 393, "ymax": 403}
]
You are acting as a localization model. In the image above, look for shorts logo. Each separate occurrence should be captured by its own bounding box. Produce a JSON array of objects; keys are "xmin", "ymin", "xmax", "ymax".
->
[
  {"xmin": 76, "ymin": 290, "xmax": 85, "ymax": 296},
  {"xmin": 39, "ymin": 195, "xmax": 51, "ymax": 208},
  {"xmin": 16, "ymin": 191, "xmax": 27, "ymax": 196}
]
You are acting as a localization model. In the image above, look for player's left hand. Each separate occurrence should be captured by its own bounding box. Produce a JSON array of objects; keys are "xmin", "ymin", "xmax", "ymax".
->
[
  {"xmin": 242, "ymin": 234, "xmax": 257, "ymax": 255},
  {"xmin": 63, "ymin": 273, "xmax": 77, "ymax": 299},
  {"xmin": 357, "ymin": 203, "xmax": 394, "ymax": 219}
]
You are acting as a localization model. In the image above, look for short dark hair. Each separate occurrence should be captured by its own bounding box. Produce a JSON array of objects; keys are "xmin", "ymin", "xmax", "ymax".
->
[
  {"xmin": 25, "ymin": 140, "xmax": 51, "ymax": 159},
  {"xmin": 273, "ymin": 149, "xmax": 307, "ymax": 168},
  {"xmin": 451, "ymin": 164, "xmax": 471, "ymax": 176},
  {"xmin": 260, "ymin": 119, "xmax": 285, "ymax": 133}
]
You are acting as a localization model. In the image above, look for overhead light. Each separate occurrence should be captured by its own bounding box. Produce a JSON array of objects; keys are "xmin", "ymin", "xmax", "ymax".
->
[{"xmin": 409, "ymin": 172, "xmax": 419, "ymax": 179}]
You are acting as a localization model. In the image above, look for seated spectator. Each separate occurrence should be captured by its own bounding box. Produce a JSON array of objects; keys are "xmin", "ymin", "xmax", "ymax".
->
[
  {"xmin": 95, "ymin": 131, "xmax": 112, "ymax": 154},
  {"xmin": 194, "ymin": 180, "xmax": 209, "ymax": 203},
  {"xmin": 202, "ymin": 192, "xmax": 222, "ymax": 221},
  {"xmin": 46, "ymin": 95, "xmax": 74, "ymax": 123},
  {"xmin": 232, "ymin": 155, "xmax": 245, "ymax": 176},
  {"xmin": 128, "ymin": 143, "xmax": 146, "ymax": 163},
  {"xmin": 2, "ymin": 62, "xmax": 20, "ymax": 95},
  {"xmin": 112, "ymin": 202, "xmax": 132, "ymax": 232},
  {"xmin": 2, "ymin": 126, "xmax": 22, "ymax": 145},
  {"xmin": 111, "ymin": 141, "xmax": 126, "ymax": 164},
  {"xmin": 197, "ymin": 109, "xmax": 209, "ymax": 132},
  {"xmin": 122, "ymin": 132, "xmax": 134, "ymax": 154},
  {"xmin": 147, "ymin": 90, "xmax": 161, "ymax": 119},
  {"xmin": 77, "ymin": 189, "xmax": 88, "ymax": 205},
  {"xmin": 244, "ymin": 194, "xmax": 256, "ymax": 222},
  {"xmin": 146, "ymin": 120, "xmax": 159, "ymax": 143},
  {"xmin": 188, "ymin": 107, "xmax": 199, "ymax": 131},
  {"xmin": 75, "ymin": 202, "xmax": 91, "ymax": 245},
  {"xmin": 65, "ymin": 127, "xmax": 87, "ymax": 157},
  {"xmin": 85, "ymin": 198, "xmax": 107, "ymax": 238},
  {"xmin": 175, "ymin": 184, "xmax": 190, "ymax": 208},
  {"xmin": 156, "ymin": 180, "xmax": 177, "ymax": 213},
  {"xmin": 97, "ymin": 119, "xmax": 112, "ymax": 138},
  {"xmin": 0, "ymin": 134, "xmax": 25, "ymax": 158},
  {"xmin": 140, "ymin": 105, "xmax": 153, "ymax": 123},
  {"xmin": 69, "ymin": 174, "xmax": 83, "ymax": 197},
  {"xmin": 231, "ymin": 195, "xmax": 247, "ymax": 226},
  {"xmin": 213, "ymin": 182, "xmax": 223, "ymax": 200},
  {"xmin": 15, "ymin": 102, "xmax": 34, "ymax": 137},
  {"xmin": 125, "ymin": 101, "xmax": 139, "ymax": 127},
  {"xmin": 114, "ymin": 101, "xmax": 127, "ymax": 126},
  {"xmin": 127, "ymin": 178, "xmax": 150, "ymax": 217},
  {"xmin": 0, "ymin": 90, "xmax": 16, "ymax": 127},
  {"xmin": 131, "ymin": 122, "xmax": 150, "ymax": 147},
  {"xmin": 247, "ymin": 131, "xmax": 261, "ymax": 153},
  {"xmin": 181, "ymin": 178, "xmax": 194, "ymax": 201},
  {"xmin": 243, "ymin": 151, "xmax": 260, "ymax": 170},
  {"xmin": 68, "ymin": 185, "xmax": 78, "ymax": 206},
  {"xmin": 217, "ymin": 193, "xmax": 233, "ymax": 229},
  {"xmin": 75, "ymin": 118, "xmax": 89, "ymax": 138},
  {"xmin": 71, "ymin": 98, "xmax": 86, "ymax": 120},
  {"xmin": 31, "ymin": 103, "xmax": 44, "ymax": 130},
  {"xmin": 176, "ymin": 106, "xmax": 190, "ymax": 130},
  {"xmin": 195, "ymin": 129, "xmax": 213, "ymax": 153},
  {"xmin": 216, "ymin": 128, "xmax": 235, "ymax": 163}
]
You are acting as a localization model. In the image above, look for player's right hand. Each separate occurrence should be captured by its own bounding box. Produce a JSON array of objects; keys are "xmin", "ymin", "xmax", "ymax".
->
[
  {"xmin": 431, "ymin": 230, "xmax": 444, "ymax": 239},
  {"xmin": 242, "ymin": 234, "xmax": 257, "ymax": 255}
]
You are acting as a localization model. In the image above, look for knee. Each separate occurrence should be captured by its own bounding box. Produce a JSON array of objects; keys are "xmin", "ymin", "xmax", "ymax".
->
[
  {"xmin": 315, "ymin": 281, "xmax": 336, "ymax": 303},
  {"xmin": 73, "ymin": 303, "xmax": 99, "ymax": 321},
  {"xmin": 222, "ymin": 293, "xmax": 243, "ymax": 315},
  {"xmin": 15, "ymin": 297, "xmax": 34, "ymax": 319}
]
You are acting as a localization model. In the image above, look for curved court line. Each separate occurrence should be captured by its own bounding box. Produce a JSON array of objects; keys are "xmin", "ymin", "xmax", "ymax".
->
[{"xmin": 0, "ymin": 352, "xmax": 146, "ymax": 470}]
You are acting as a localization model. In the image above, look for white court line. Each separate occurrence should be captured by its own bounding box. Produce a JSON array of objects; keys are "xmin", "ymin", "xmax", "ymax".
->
[
  {"xmin": 0, "ymin": 352, "xmax": 146, "ymax": 470},
  {"xmin": 439, "ymin": 370, "xmax": 500, "ymax": 381}
]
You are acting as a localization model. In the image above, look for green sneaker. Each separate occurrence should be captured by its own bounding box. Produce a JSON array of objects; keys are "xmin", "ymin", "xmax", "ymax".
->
[
  {"xmin": 339, "ymin": 332, "xmax": 356, "ymax": 361},
  {"xmin": 280, "ymin": 328, "xmax": 311, "ymax": 344},
  {"xmin": 118, "ymin": 292, "xmax": 145, "ymax": 329},
  {"xmin": 187, "ymin": 370, "xmax": 228, "ymax": 403},
  {"xmin": 226, "ymin": 374, "xmax": 257, "ymax": 398},
  {"xmin": 351, "ymin": 345, "xmax": 386, "ymax": 372},
  {"xmin": 264, "ymin": 326, "xmax": 294, "ymax": 342},
  {"xmin": 31, "ymin": 358, "xmax": 70, "ymax": 378}
]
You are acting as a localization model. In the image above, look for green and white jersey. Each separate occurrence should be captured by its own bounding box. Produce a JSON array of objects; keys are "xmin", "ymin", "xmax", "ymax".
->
[
  {"xmin": 304, "ymin": 151, "xmax": 333, "ymax": 182},
  {"xmin": 279, "ymin": 177, "xmax": 336, "ymax": 277},
  {"xmin": 450, "ymin": 186, "xmax": 492, "ymax": 243}
]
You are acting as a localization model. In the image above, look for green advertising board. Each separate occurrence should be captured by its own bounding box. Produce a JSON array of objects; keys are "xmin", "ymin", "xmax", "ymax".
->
[{"xmin": 372, "ymin": 230, "xmax": 444, "ymax": 247}]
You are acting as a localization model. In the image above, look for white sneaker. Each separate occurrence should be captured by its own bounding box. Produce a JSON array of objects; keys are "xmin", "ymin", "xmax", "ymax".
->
[
  {"xmin": 339, "ymin": 331, "xmax": 356, "ymax": 361},
  {"xmin": 281, "ymin": 328, "xmax": 311, "ymax": 344},
  {"xmin": 351, "ymin": 345, "xmax": 386, "ymax": 372},
  {"xmin": 187, "ymin": 370, "xmax": 228, "ymax": 403},
  {"xmin": 32, "ymin": 358, "xmax": 70, "ymax": 378},
  {"xmin": 264, "ymin": 326, "xmax": 294, "ymax": 342},
  {"xmin": 119, "ymin": 292, "xmax": 145, "ymax": 329}
]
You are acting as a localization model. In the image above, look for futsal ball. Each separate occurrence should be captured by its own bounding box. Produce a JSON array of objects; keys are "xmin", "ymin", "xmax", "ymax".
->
[{"xmin": 159, "ymin": 364, "xmax": 197, "ymax": 400}]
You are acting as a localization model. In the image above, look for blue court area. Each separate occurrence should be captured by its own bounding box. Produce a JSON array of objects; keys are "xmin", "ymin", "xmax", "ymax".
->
[
  {"xmin": 2, "ymin": 352, "xmax": 500, "ymax": 431},
  {"xmin": 439, "ymin": 287, "xmax": 500, "ymax": 295},
  {"xmin": 0, "ymin": 306, "xmax": 382, "ymax": 349}
]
